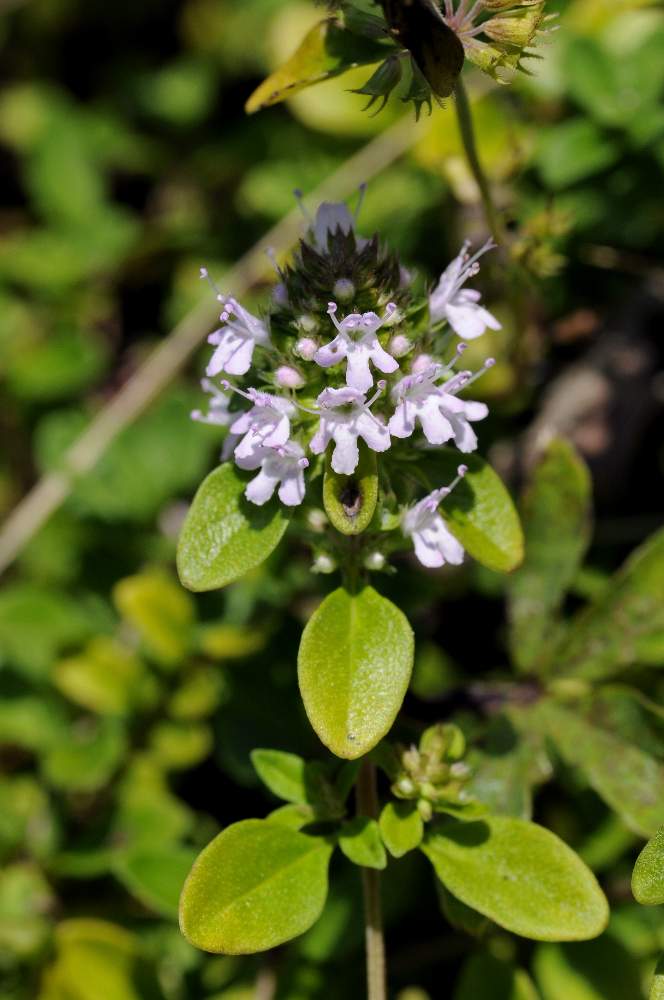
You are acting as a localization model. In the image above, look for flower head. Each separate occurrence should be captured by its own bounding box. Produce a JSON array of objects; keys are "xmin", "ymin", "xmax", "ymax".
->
[
  {"xmin": 240, "ymin": 441, "xmax": 309, "ymax": 507},
  {"xmin": 441, "ymin": 0, "xmax": 551, "ymax": 80},
  {"xmin": 309, "ymin": 385, "xmax": 390, "ymax": 475},
  {"xmin": 315, "ymin": 302, "xmax": 399, "ymax": 392},
  {"xmin": 430, "ymin": 239, "xmax": 501, "ymax": 340},
  {"xmin": 403, "ymin": 467, "xmax": 468, "ymax": 568}
]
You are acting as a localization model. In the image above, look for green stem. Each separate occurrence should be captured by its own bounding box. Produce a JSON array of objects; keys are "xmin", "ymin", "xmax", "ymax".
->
[
  {"xmin": 454, "ymin": 75, "xmax": 505, "ymax": 245},
  {"xmin": 357, "ymin": 760, "xmax": 386, "ymax": 1000}
]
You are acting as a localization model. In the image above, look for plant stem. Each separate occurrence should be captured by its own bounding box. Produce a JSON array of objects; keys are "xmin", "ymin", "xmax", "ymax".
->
[
  {"xmin": 357, "ymin": 760, "xmax": 386, "ymax": 1000},
  {"xmin": 454, "ymin": 75, "xmax": 505, "ymax": 245}
]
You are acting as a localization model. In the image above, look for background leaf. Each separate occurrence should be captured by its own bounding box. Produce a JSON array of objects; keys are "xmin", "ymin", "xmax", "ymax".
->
[
  {"xmin": 508, "ymin": 439, "xmax": 591, "ymax": 673},
  {"xmin": 632, "ymin": 827, "xmax": 664, "ymax": 905}
]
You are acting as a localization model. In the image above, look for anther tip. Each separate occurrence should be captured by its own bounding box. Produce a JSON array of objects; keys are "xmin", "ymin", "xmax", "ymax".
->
[
  {"xmin": 377, "ymin": 379, "xmax": 387, "ymax": 390},
  {"xmin": 199, "ymin": 266, "xmax": 208, "ymax": 278},
  {"xmin": 457, "ymin": 464, "xmax": 468, "ymax": 477},
  {"xmin": 485, "ymin": 357, "xmax": 496, "ymax": 368},
  {"xmin": 457, "ymin": 342, "xmax": 468, "ymax": 353}
]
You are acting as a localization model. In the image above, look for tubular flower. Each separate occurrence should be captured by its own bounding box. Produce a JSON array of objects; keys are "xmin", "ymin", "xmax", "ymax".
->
[
  {"xmin": 190, "ymin": 194, "xmax": 497, "ymax": 576},
  {"xmin": 225, "ymin": 388, "xmax": 295, "ymax": 463},
  {"xmin": 309, "ymin": 386, "xmax": 391, "ymax": 475},
  {"xmin": 429, "ymin": 239, "xmax": 501, "ymax": 340},
  {"xmin": 204, "ymin": 281, "xmax": 270, "ymax": 377},
  {"xmin": 315, "ymin": 302, "xmax": 399, "ymax": 393},
  {"xmin": 403, "ymin": 467, "xmax": 468, "ymax": 568},
  {"xmin": 388, "ymin": 360, "xmax": 490, "ymax": 452},
  {"xmin": 240, "ymin": 442, "xmax": 309, "ymax": 507}
]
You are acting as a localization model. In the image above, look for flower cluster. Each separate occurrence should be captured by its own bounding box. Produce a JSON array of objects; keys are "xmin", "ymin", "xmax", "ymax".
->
[
  {"xmin": 391, "ymin": 723, "xmax": 474, "ymax": 822},
  {"xmin": 191, "ymin": 198, "xmax": 499, "ymax": 571}
]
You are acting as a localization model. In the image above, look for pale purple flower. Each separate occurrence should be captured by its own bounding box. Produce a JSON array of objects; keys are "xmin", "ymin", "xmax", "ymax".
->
[
  {"xmin": 190, "ymin": 378, "xmax": 232, "ymax": 427},
  {"xmin": 429, "ymin": 240, "xmax": 501, "ymax": 340},
  {"xmin": 226, "ymin": 388, "xmax": 295, "ymax": 463},
  {"xmin": 314, "ymin": 302, "xmax": 399, "ymax": 393},
  {"xmin": 239, "ymin": 441, "xmax": 309, "ymax": 507},
  {"xmin": 205, "ymin": 294, "xmax": 270, "ymax": 377},
  {"xmin": 388, "ymin": 363, "xmax": 488, "ymax": 453},
  {"xmin": 403, "ymin": 468, "xmax": 468, "ymax": 568},
  {"xmin": 309, "ymin": 385, "xmax": 391, "ymax": 475}
]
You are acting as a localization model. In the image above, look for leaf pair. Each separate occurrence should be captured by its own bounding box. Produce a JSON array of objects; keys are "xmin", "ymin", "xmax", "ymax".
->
[{"xmin": 180, "ymin": 811, "xmax": 608, "ymax": 954}]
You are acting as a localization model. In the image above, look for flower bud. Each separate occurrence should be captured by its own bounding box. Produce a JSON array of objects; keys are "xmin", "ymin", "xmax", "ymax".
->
[
  {"xmin": 312, "ymin": 553, "xmax": 336, "ymax": 574},
  {"xmin": 396, "ymin": 776, "xmax": 416, "ymax": 797},
  {"xmin": 411, "ymin": 353, "xmax": 434, "ymax": 375},
  {"xmin": 307, "ymin": 508, "xmax": 328, "ymax": 532},
  {"xmin": 417, "ymin": 798, "xmax": 433, "ymax": 822},
  {"xmin": 333, "ymin": 278, "xmax": 355, "ymax": 302},
  {"xmin": 389, "ymin": 334, "xmax": 412, "ymax": 358},
  {"xmin": 275, "ymin": 365, "xmax": 304, "ymax": 389},
  {"xmin": 364, "ymin": 551, "xmax": 386, "ymax": 571},
  {"xmin": 298, "ymin": 314, "xmax": 318, "ymax": 333},
  {"xmin": 295, "ymin": 336, "xmax": 318, "ymax": 360},
  {"xmin": 271, "ymin": 282, "xmax": 289, "ymax": 308}
]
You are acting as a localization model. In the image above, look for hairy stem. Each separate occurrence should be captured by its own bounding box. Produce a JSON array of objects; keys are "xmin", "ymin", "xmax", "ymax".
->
[
  {"xmin": 357, "ymin": 760, "xmax": 386, "ymax": 1000},
  {"xmin": 454, "ymin": 75, "xmax": 505, "ymax": 245}
]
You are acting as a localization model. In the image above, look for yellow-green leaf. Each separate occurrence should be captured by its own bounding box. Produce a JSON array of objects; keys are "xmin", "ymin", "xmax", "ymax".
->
[
  {"xmin": 179, "ymin": 819, "xmax": 332, "ymax": 954},
  {"xmin": 632, "ymin": 827, "xmax": 664, "ymax": 905},
  {"xmin": 323, "ymin": 444, "xmax": 378, "ymax": 535},
  {"xmin": 422, "ymin": 816, "xmax": 608, "ymax": 941},
  {"xmin": 245, "ymin": 18, "xmax": 387, "ymax": 114},
  {"xmin": 298, "ymin": 585, "xmax": 414, "ymax": 759},
  {"xmin": 379, "ymin": 801, "xmax": 424, "ymax": 858}
]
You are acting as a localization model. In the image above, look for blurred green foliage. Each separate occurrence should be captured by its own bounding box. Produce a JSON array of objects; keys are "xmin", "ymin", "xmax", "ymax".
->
[{"xmin": 0, "ymin": 0, "xmax": 663, "ymax": 996}]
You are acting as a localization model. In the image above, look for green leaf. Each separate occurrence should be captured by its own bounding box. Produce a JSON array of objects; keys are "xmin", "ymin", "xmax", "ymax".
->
[
  {"xmin": 507, "ymin": 439, "xmax": 591, "ymax": 672},
  {"xmin": 177, "ymin": 464, "xmax": 289, "ymax": 592},
  {"xmin": 298, "ymin": 585, "xmax": 414, "ymax": 759},
  {"xmin": 267, "ymin": 804, "xmax": 316, "ymax": 831},
  {"xmin": 422, "ymin": 816, "xmax": 608, "ymax": 941},
  {"xmin": 651, "ymin": 956, "xmax": 664, "ymax": 1000},
  {"xmin": 533, "ymin": 938, "xmax": 643, "ymax": 1000},
  {"xmin": 437, "ymin": 882, "xmax": 490, "ymax": 937},
  {"xmin": 535, "ymin": 702, "xmax": 664, "ymax": 838},
  {"xmin": 454, "ymin": 953, "xmax": 541, "ymax": 1000},
  {"xmin": 54, "ymin": 637, "xmax": 154, "ymax": 715},
  {"xmin": 323, "ymin": 444, "xmax": 378, "ymax": 535},
  {"xmin": 554, "ymin": 527, "xmax": 664, "ymax": 681},
  {"xmin": 113, "ymin": 573, "xmax": 195, "ymax": 667},
  {"xmin": 535, "ymin": 119, "xmax": 619, "ymax": 189},
  {"xmin": 466, "ymin": 715, "xmax": 551, "ymax": 820},
  {"xmin": 148, "ymin": 720, "xmax": 212, "ymax": 771},
  {"xmin": 632, "ymin": 827, "xmax": 664, "ymax": 905},
  {"xmin": 245, "ymin": 18, "xmax": 387, "ymax": 114},
  {"xmin": 379, "ymin": 801, "xmax": 424, "ymax": 858},
  {"xmin": 39, "ymin": 918, "xmax": 141, "ymax": 1000},
  {"xmin": 339, "ymin": 817, "xmax": 386, "ymax": 869},
  {"xmin": 179, "ymin": 819, "xmax": 332, "ymax": 953},
  {"xmin": 113, "ymin": 844, "xmax": 197, "ymax": 919},
  {"xmin": 251, "ymin": 749, "xmax": 308, "ymax": 805},
  {"xmin": 41, "ymin": 718, "xmax": 126, "ymax": 793},
  {"xmin": 421, "ymin": 450, "xmax": 524, "ymax": 573}
]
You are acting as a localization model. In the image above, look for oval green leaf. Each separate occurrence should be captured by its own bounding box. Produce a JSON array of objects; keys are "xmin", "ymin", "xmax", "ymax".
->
[
  {"xmin": 507, "ymin": 439, "xmax": 592, "ymax": 673},
  {"xmin": 177, "ymin": 464, "xmax": 289, "ymax": 592},
  {"xmin": 533, "ymin": 938, "xmax": 643, "ymax": 1000},
  {"xmin": 379, "ymin": 801, "xmax": 424, "ymax": 858},
  {"xmin": 651, "ymin": 955, "xmax": 664, "ymax": 1000},
  {"xmin": 421, "ymin": 449, "xmax": 524, "ymax": 573},
  {"xmin": 323, "ymin": 445, "xmax": 377, "ymax": 535},
  {"xmin": 632, "ymin": 826, "xmax": 664, "ymax": 905},
  {"xmin": 338, "ymin": 817, "xmax": 386, "ymax": 870},
  {"xmin": 113, "ymin": 844, "xmax": 197, "ymax": 919},
  {"xmin": 298, "ymin": 585, "xmax": 414, "ymax": 759},
  {"xmin": 422, "ymin": 815, "xmax": 608, "ymax": 941},
  {"xmin": 179, "ymin": 819, "xmax": 332, "ymax": 954},
  {"xmin": 251, "ymin": 749, "xmax": 308, "ymax": 805}
]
